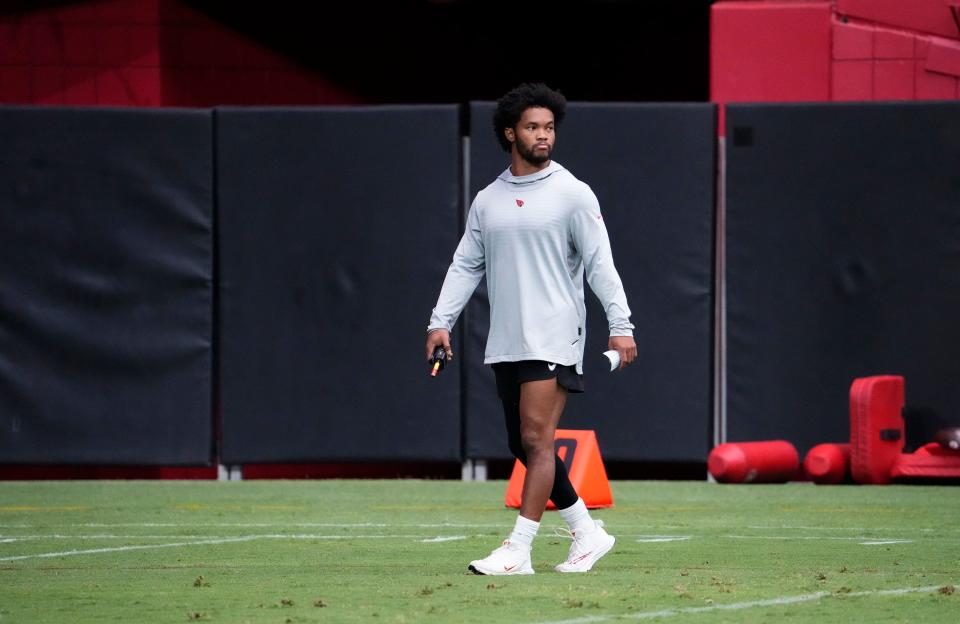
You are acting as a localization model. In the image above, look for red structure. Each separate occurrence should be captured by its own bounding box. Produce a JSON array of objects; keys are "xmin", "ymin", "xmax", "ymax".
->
[{"xmin": 711, "ymin": 0, "xmax": 960, "ymax": 132}]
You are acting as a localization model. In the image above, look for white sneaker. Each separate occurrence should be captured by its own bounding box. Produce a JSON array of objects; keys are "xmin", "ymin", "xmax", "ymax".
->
[
  {"xmin": 468, "ymin": 540, "xmax": 534, "ymax": 575},
  {"xmin": 554, "ymin": 520, "xmax": 616, "ymax": 573}
]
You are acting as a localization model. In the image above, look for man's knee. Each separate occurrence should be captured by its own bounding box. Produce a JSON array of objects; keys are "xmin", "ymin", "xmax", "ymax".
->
[{"xmin": 520, "ymin": 428, "xmax": 553, "ymax": 458}]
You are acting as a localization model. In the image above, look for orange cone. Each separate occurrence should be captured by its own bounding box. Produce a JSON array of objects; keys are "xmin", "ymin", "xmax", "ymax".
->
[
  {"xmin": 504, "ymin": 429, "xmax": 613, "ymax": 509},
  {"xmin": 803, "ymin": 443, "xmax": 851, "ymax": 484},
  {"xmin": 708, "ymin": 440, "xmax": 799, "ymax": 483}
]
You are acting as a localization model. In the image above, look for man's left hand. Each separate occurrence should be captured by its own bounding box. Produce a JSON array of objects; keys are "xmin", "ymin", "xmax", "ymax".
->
[{"xmin": 609, "ymin": 336, "xmax": 637, "ymax": 371}]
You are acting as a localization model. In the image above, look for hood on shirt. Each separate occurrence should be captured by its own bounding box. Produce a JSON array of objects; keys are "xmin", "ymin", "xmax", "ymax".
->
[{"xmin": 497, "ymin": 161, "xmax": 565, "ymax": 186}]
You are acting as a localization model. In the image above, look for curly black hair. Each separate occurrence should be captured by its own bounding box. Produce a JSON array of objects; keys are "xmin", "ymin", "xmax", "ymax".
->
[{"xmin": 492, "ymin": 83, "xmax": 567, "ymax": 153}]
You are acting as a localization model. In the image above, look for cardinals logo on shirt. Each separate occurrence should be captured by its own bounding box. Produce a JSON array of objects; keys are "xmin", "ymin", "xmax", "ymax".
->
[{"xmin": 516, "ymin": 199, "xmax": 524, "ymax": 207}]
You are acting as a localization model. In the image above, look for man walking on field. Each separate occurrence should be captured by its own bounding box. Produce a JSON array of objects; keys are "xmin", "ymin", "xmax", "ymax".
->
[{"xmin": 425, "ymin": 83, "xmax": 636, "ymax": 575}]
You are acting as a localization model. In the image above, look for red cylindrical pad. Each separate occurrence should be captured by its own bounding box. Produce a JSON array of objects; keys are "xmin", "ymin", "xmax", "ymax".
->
[
  {"xmin": 803, "ymin": 443, "xmax": 851, "ymax": 484},
  {"xmin": 708, "ymin": 441, "xmax": 799, "ymax": 483}
]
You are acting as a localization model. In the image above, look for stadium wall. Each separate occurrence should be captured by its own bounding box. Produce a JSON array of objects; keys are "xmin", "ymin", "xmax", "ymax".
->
[{"xmin": 2, "ymin": 1, "xmax": 958, "ymax": 479}]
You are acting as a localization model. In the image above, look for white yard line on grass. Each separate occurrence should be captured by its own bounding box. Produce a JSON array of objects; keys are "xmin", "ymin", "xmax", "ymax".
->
[
  {"xmin": 724, "ymin": 534, "xmax": 914, "ymax": 545},
  {"xmin": 0, "ymin": 533, "xmax": 930, "ymax": 546},
  {"xmin": 0, "ymin": 522, "xmax": 506, "ymax": 529},
  {"xmin": 0, "ymin": 522, "xmax": 685, "ymax": 530},
  {"xmin": 79, "ymin": 522, "xmax": 503, "ymax": 528},
  {"xmin": 746, "ymin": 525, "xmax": 950, "ymax": 533},
  {"xmin": 0, "ymin": 522, "xmax": 941, "ymax": 537},
  {"xmin": 0, "ymin": 533, "xmax": 479, "ymax": 561},
  {"xmin": 1, "ymin": 534, "xmax": 467, "ymax": 540},
  {"xmin": 0, "ymin": 536, "xmax": 260, "ymax": 562},
  {"xmin": 2, "ymin": 534, "xmax": 254, "ymax": 540},
  {"xmin": 0, "ymin": 531, "xmax": 931, "ymax": 547},
  {"xmin": 533, "ymin": 584, "xmax": 953, "ymax": 624},
  {"xmin": 252, "ymin": 534, "xmax": 457, "ymax": 540}
]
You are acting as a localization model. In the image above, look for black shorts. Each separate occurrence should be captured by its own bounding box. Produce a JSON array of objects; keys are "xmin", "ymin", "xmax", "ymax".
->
[{"xmin": 492, "ymin": 360, "xmax": 584, "ymax": 402}]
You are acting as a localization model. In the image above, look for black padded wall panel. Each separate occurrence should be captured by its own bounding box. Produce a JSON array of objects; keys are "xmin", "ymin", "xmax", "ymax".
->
[
  {"xmin": 0, "ymin": 107, "xmax": 214, "ymax": 464},
  {"xmin": 725, "ymin": 102, "xmax": 960, "ymax": 455},
  {"xmin": 465, "ymin": 102, "xmax": 716, "ymax": 462},
  {"xmin": 218, "ymin": 106, "xmax": 461, "ymax": 463}
]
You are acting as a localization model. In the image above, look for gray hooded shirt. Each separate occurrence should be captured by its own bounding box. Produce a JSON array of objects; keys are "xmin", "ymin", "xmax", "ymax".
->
[{"xmin": 428, "ymin": 161, "xmax": 633, "ymax": 374}]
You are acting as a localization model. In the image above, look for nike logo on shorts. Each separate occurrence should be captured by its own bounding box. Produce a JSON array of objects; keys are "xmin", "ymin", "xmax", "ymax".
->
[{"xmin": 547, "ymin": 363, "xmax": 557, "ymax": 371}]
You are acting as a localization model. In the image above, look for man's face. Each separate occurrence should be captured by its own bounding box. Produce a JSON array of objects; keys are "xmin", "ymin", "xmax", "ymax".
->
[{"xmin": 506, "ymin": 107, "xmax": 555, "ymax": 165}]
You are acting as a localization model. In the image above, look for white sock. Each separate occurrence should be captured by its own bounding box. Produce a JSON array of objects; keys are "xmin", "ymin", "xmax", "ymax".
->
[
  {"xmin": 558, "ymin": 498, "xmax": 594, "ymax": 534},
  {"xmin": 508, "ymin": 515, "xmax": 540, "ymax": 548}
]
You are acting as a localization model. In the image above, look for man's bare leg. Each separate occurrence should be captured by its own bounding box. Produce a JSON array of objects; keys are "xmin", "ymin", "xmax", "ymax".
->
[
  {"xmin": 467, "ymin": 377, "xmax": 568, "ymax": 575},
  {"xmin": 518, "ymin": 378, "xmax": 568, "ymax": 521}
]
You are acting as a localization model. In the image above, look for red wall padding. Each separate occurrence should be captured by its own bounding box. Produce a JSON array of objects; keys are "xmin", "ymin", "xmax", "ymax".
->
[
  {"xmin": 710, "ymin": 1, "xmax": 832, "ymax": 133},
  {"xmin": 833, "ymin": 16, "xmax": 960, "ymax": 102}
]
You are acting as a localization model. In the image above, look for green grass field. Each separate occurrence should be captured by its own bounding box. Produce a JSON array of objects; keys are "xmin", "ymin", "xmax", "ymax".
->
[{"xmin": 1, "ymin": 480, "xmax": 957, "ymax": 623}]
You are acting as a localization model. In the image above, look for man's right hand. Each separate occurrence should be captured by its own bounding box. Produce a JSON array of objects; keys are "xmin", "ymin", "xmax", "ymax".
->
[{"xmin": 425, "ymin": 329, "xmax": 453, "ymax": 362}]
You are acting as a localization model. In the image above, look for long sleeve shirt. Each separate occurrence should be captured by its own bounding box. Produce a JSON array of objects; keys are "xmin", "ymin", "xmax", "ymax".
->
[{"xmin": 427, "ymin": 161, "xmax": 633, "ymax": 374}]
